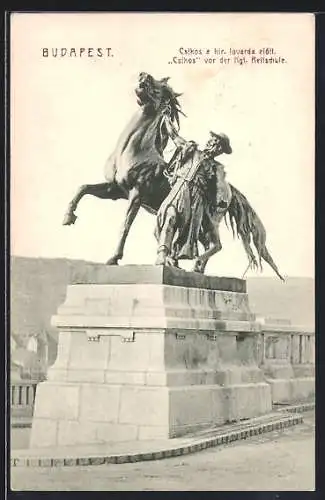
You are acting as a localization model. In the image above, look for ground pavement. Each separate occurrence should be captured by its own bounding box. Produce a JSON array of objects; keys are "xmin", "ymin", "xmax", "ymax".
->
[{"xmin": 10, "ymin": 411, "xmax": 315, "ymax": 491}]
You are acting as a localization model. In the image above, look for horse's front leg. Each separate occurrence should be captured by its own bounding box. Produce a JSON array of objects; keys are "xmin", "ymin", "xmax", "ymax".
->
[
  {"xmin": 106, "ymin": 188, "xmax": 141, "ymax": 265},
  {"xmin": 63, "ymin": 182, "xmax": 124, "ymax": 225}
]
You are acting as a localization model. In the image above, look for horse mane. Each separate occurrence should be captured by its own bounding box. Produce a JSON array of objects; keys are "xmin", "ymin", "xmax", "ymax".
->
[
  {"xmin": 139, "ymin": 77, "xmax": 185, "ymax": 157},
  {"xmin": 162, "ymin": 81, "xmax": 185, "ymax": 130},
  {"xmin": 144, "ymin": 75, "xmax": 185, "ymax": 130}
]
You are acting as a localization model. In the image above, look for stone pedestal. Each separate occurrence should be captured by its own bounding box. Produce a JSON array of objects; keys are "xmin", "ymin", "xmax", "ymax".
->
[{"xmin": 30, "ymin": 265, "xmax": 272, "ymax": 448}]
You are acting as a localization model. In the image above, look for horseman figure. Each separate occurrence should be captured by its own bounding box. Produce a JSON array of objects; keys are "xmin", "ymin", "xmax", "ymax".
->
[{"xmin": 155, "ymin": 108, "xmax": 232, "ymax": 270}]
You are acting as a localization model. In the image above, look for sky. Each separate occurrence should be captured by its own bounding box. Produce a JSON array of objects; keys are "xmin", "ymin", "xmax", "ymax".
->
[{"xmin": 10, "ymin": 13, "xmax": 315, "ymax": 278}]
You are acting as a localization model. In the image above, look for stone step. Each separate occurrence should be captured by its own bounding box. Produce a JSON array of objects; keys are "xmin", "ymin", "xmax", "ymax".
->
[{"xmin": 11, "ymin": 411, "xmax": 303, "ymax": 468}]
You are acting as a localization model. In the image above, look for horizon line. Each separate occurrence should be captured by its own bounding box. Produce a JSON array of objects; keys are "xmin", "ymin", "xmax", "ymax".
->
[{"xmin": 10, "ymin": 254, "xmax": 315, "ymax": 280}]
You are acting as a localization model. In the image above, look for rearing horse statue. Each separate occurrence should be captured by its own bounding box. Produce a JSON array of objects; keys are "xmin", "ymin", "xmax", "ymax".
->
[
  {"xmin": 63, "ymin": 72, "xmax": 284, "ymax": 281},
  {"xmin": 63, "ymin": 72, "xmax": 178, "ymax": 265}
]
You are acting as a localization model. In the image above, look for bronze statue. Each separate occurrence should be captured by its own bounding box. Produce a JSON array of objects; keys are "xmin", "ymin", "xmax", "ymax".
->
[
  {"xmin": 62, "ymin": 72, "xmax": 284, "ymax": 281},
  {"xmin": 155, "ymin": 109, "xmax": 232, "ymax": 270},
  {"xmin": 155, "ymin": 112, "xmax": 284, "ymax": 280}
]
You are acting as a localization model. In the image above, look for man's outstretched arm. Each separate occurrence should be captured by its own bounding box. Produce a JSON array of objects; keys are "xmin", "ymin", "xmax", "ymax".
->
[{"xmin": 163, "ymin": 112, "xmax": 187, "ymax": 148}]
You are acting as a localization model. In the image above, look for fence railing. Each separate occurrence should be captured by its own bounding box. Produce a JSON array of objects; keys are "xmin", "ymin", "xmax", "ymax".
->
[{"xmin": 11, "ymin": 380, "xmax": 38, "ymax": 419}]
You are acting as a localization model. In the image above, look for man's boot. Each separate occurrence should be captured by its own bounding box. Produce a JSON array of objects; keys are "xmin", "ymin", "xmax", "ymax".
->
[{"xmin": 155, "ymin": 245, "xmax": 169, "ymax": 265}]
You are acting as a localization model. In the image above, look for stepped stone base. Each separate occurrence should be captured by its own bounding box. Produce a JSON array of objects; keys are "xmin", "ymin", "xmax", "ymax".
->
[
  {"xmin": 30, "ymin": 265, "xmax": 273, "ymax": 448},
  {"xmin": 262, "ymin": 362, "xmax": 315, "ymax": 404}
]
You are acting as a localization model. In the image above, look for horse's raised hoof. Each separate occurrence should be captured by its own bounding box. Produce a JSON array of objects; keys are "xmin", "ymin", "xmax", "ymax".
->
[
  {"xmin": 106, "ymin": 256, "xmax": 120, "ymax": 266},
  {"xmin": 62, "ymin": 212, "xmax": 77, "ymax": 225}
]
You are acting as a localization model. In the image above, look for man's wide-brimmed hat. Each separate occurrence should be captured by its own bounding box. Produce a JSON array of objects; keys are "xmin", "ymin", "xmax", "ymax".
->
[{"xmin": 210, "ymin": 131, "xmax": 232, "ymax": 154}]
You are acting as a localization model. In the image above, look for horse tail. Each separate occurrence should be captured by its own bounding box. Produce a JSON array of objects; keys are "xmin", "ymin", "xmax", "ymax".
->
[{"xmin": 227, "ymin": 184, "xmax": 285, "ymax": 282}]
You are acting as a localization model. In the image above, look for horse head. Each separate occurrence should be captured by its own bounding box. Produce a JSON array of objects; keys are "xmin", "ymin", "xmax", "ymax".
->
[{"xmin": 135, "ymin": 72, "xmax": 184, "ymax": 129}]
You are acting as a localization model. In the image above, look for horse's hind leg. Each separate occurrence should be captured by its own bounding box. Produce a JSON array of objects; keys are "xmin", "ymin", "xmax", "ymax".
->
[
  {"xmin": 106, "ymin": 188, "xmax": 141, "ymax": 265},
  {"xmin": 63, "ymin": 182, "xmax": 123, "ymax": 225}
]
